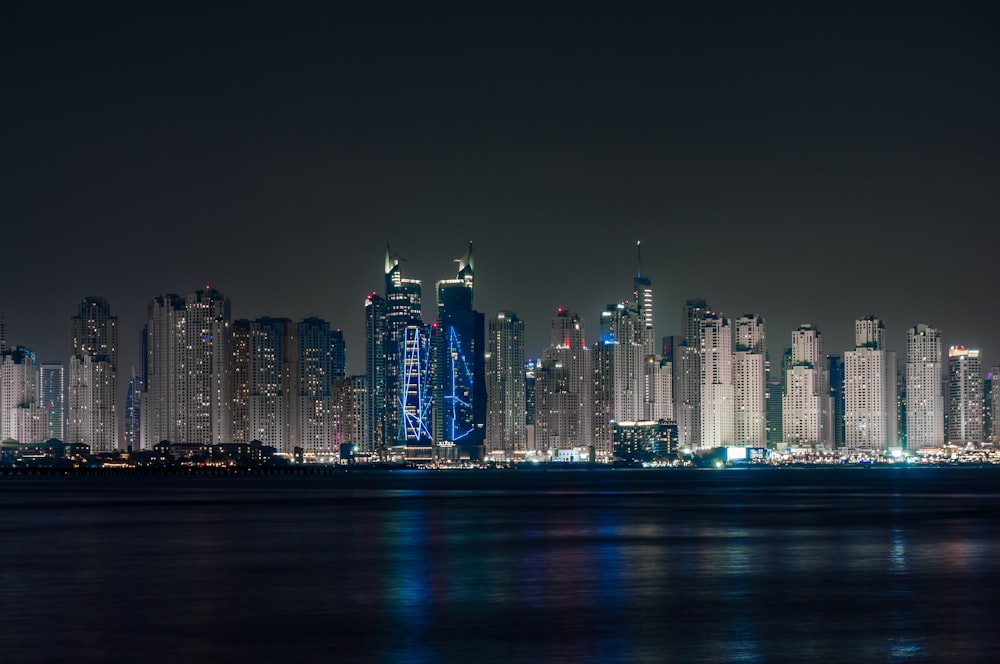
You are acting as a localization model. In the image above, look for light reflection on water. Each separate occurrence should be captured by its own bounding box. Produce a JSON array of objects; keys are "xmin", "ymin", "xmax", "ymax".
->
[{"xmin": 1, "ymin": 468, "xmax": 1000, "ymax": 662}]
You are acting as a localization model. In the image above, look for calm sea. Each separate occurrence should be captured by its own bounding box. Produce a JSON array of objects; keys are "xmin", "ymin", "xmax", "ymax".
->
[{"xmin": 2, "ymin": 467, "xmax": 999, "ymax": 663}]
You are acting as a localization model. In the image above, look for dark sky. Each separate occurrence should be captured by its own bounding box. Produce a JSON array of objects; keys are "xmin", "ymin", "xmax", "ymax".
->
[{"xmin": 2, "ymin": 1, "xmax": 999, "ymax": 378}]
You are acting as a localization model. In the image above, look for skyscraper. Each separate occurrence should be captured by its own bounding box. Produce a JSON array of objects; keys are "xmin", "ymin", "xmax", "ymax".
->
[
  {"xmin": 231, "ymin": 319, "xmax": 252, "ymax": 444},
  {"xmin": 905, "ymin": 324, "xmax": 944, "ymax": 449},
  {"xmin": 844, "ymin": 316, "xmax": 897, "ymax": 452},
  {"xmin": 765, "ymin": 351, "xmax": 783, "ymax": 448},
  {"xmin": 383, "ymin": 245, "xmax": 428, "ymax": 459},
  {"xmin": 296, "ymin": 317, "xmax": 337, "ymax": 456},
  {"xmin": 733, "ymin": 314, "xmax": 766, "ymax": 446},
  {"xmin": 699, "ymin": 312, "xmax": 733, "ymax": 449},
  {"xmin": 988, "ymin": 366, "xmax": 1000, "ymax": 446},
  {"xmin": 434, "ymin": 243, "xmax": 486, "ymax": 460},
  {"xmin": 947, "ymin": 346, "xmax": 983, "ymax": 446},
  {"xmin": 827, "ymin": 354, "xmax": 845, "ymax": 447},
  {"xmin": 783, "ymin": 324, "xmax": 826, "ymax": 447},
  {"xmin": 675, "ymin": 299, "xmax": 709, "ymax": 448},
  {"xmin": 141, "ymin": 288, "xmax": 231, "ymax": 446},
  {"xmin": 486, "ymin": 311, "xmax": 526, "ymax": 458},
  {"xmin": 538, "ymin": 309, "xmax": 593, "ymax": 457},
  {"xmin": 68, "ymin": 297, "xmax": 119, "ymax": 451},
  {"xmin": 248, "ymin": 317, "xmax": 293, "ymax": 451},
  {"xmin": 1, "ymin": 346, "xmax": 43, "ymax": 443},
  {"xmin": 39, "ymin": 362, "xmax": 65, "ymax": 441},
  {"xmin": 364, "ymin": 292, "xmax": 386, "ymax": 456}
]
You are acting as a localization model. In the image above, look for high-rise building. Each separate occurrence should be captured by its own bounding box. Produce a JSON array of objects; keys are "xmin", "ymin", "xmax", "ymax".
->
[
  {"xmin": 644, "ymin": 355, "xmax": 673, "ymax": 422},
  {"xmin": 248, "ymin": 317, "xmax": 293, "ymax": 451},
  {"xmin": 844, "ymin": 316, "xmax": 897, "ymax": 452},
  {"xmin": 988, "ymin": 366, "xmax": 1000, "ymax": 445},
  {"xmin": 765, "ymin": 351, "xmax": 783, "ymax": 448},
  {"xmin": 733, "ymin": 314, "xmax": 766, "ymax": 446},
  {"xmin": 675, "ymin": 299, "xmax": 709, "ymax": 448},
  {"xmin": 524, "ymin": 359, "xmax": 537, "ymax": 452},
  {"xmin": 538, "ymin": 309, "xmax": 593, "ymax": 457},
  {"xmin": 364, "ymin": 292, "xmax": 386, "ymax": 455},
  {"xmin": 783, "ymin": 325, "xmax": 826, "ymax": 447},
  {"xmin": 331, "ymin": 329, "xmax": 346, "ymax": 380},
  {"xmin": 947, "ymin": 346, "xmax": 983, "ymax": 446},
  {"xmin": 231, "ymin": 319, "xmax": 252, "ymax": 444},
  {"xmin": 601, "ymin": 303, "xmax": 646, "ymax": 424},
  {"xmin": 1, "ymin": 346, "xmax": 44, "ymax": 443},
  {"xmin": 699, "ymin": 312, "xmax": 733, "ymax": 449},
  {"xmin": 633, "ymin": 241, "xmax": 654, "ymax": 357},
  {"xmin": 434, "ymin": 243, "xmax": 486, "ymax": 460},
  {"xmin": 486, "ymin": 311, "xmax": 526, "ymax": 458},
  {"xmin": 296, "ymin": 317, "xmax": 338, "ymax": 456},
  {"xmin": 384, "ymin": 245, "xmax": 427, "ymax": 458},
  {"xmin": 397, "ymin": 320, "xmax": 434, "ymax": 459},
  {"xmin": 39, "ymin": 362, "xmax": 65, "ymax": 441},
  {"xmin": 68, "ymin": 297, "xmax": 119, "ymax": 451},
  {"xmin": 827, "ymin": 354, "xmax": 845, "ymax": 447},
  {"xmin": 141, "ymin": 288, "xmax": 231, "ymax": 446},
  {"xmin": 905, "ymin": 324, "xmax": 943, "ymax": 449}
]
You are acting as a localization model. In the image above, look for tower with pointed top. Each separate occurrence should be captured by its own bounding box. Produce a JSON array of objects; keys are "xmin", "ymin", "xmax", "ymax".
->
[
  {"xmin": 383, "ymin": 244, "xmax": 429, "ymax": 458},
  {"xmin": 434, "ymin": 242, "xmax": 486, "ymax": 460}
]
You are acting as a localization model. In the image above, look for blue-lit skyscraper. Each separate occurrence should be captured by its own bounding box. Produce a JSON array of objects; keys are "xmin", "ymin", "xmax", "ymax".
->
[
  {"xmin": 384, "ymin": 245, "xmax": 430, "ymax": 460},
  {"xmin": 434, "ymin": 243, "xmax": 485, "ymax": 460}
]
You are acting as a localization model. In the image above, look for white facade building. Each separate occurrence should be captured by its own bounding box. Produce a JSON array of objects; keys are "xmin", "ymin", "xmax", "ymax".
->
[
  {"xmin": 905, "ymin": 324, "xmax": 944, "ymax": 449},
  {"xmin": 844, "ymin": 317, "xmax": 897, "ymax": 452},
  {"xmin": 699, "ymin": 313, "xmax": 733, "ymax": 449},
  {"xmin": 734, "ymin": 314, "xmax": 766, "ymax": 446},
  {"xmin": 782, "ymin": 324, "xmax": 827, "ymax": 447},
  {"xmin": 947, "ymin": 346, "xmax": 982, "ymax": 446}
]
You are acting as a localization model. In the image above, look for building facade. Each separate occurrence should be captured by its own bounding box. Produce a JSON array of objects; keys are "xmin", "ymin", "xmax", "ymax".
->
[
  {"xmin": 905, "ymin": 324, "xmax": 944, "ymax": 449},
  {"xmin": 68, "ymin": 297, "xmax": 119, "ymax": 451}
]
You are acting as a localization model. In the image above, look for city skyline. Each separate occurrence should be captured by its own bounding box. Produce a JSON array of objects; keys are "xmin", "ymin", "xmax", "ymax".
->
[{"xmin": 2, "ymin": 3, "xmax": 997, "ymax": 382}]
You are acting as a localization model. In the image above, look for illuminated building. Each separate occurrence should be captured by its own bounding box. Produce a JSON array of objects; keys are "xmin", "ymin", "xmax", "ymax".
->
[
  {"xmin": 295, "ymin": 317, "xmax": 338, "ymax": 456},
  {"xmin": 231, "ymin": 319, "xmax": 252, "ymax": 443},
  {"xmin": 699, "ymin": 312, "xmax": 733, "ymax": 449},
  {"xmin": 844, "ymin": 316, "xmax": 897, "ymax": 452},
  {"xmin": 68, "ymin": 297, "xmax": 119, "ymax": 451},
  {"xmin": 331, "ymin": 328, "xmax": 346, "ymax": 380},
  {"xmin": 486, "ymin": 311, "xmax": 526, "ymax": 458},
  {"xmin": 947, "ymin": 346, "xmax": 982, "ymax": 446},
  {"xmin": 141, "ymin": 288, "xmax": 232, "ymax": 446},
  {"xmin": 433, "ymin": 243, "xmax": 486, "ymax": 460},
  {"xmin": 988, "ymin": 366, "xmax": 1000, "ymax": 445},
  {"xmin": 827, "ymin": 354, "xmax": 845, "ymax": 447},
  {"xmin": 674, "ymin": 299, "xmax": 709, "ymax": 448},
  {"xmin": 384, "ymin": 245, "xmax": 424, "ymax": 456},
  {"xmin": 397, "ymin": 320, "xmax": 434, "ymax": 460},
  {"xmin": 537, "ymin": 309, "xmax": 593, "ymax": 457},
  {"xmin": 905, "ymin": 324, "xmax": 944, "ymax": 449},
  {"xmin": 644, "ymin": 355, "xmax": 673, "ymax": 422},
  {"xmin": 783, "ymin": 324, "xmax": 828, "ymax": 448},
  {"xmin": 1, "ymin": 346, "xmax": 43, "ymax": 443},
  {"xmin": 733, "ymin": 314, "xmax": 766, "ymax": 446},
  {"xmin": 364, "ymin": 292, "xmax": 386, "ymax": 455},
  {"xmin": 39, "ymin": 362, "xmax": 65, "ymax": 441}
]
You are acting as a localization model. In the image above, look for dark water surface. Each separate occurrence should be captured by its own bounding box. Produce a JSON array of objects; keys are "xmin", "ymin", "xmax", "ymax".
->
[{"xmin": 2, "ymin": 467, "xmax": 1000, "ymax": 662}]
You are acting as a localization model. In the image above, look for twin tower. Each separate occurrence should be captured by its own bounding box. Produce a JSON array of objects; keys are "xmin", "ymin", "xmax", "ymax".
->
[{"xmin": 364, "ymin": 243, "xmax": 485, "ymax": 462}]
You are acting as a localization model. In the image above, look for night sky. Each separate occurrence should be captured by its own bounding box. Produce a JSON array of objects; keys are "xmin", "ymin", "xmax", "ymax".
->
[{"xmin": 2, "ymin": 1, "xmax": 998, "ymax": 378}]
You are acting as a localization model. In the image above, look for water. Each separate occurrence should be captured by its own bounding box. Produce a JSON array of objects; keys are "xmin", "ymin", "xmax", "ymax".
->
[{"xmin": 2, "ymin": 467, "xmax": 999, "ymax": 662}]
